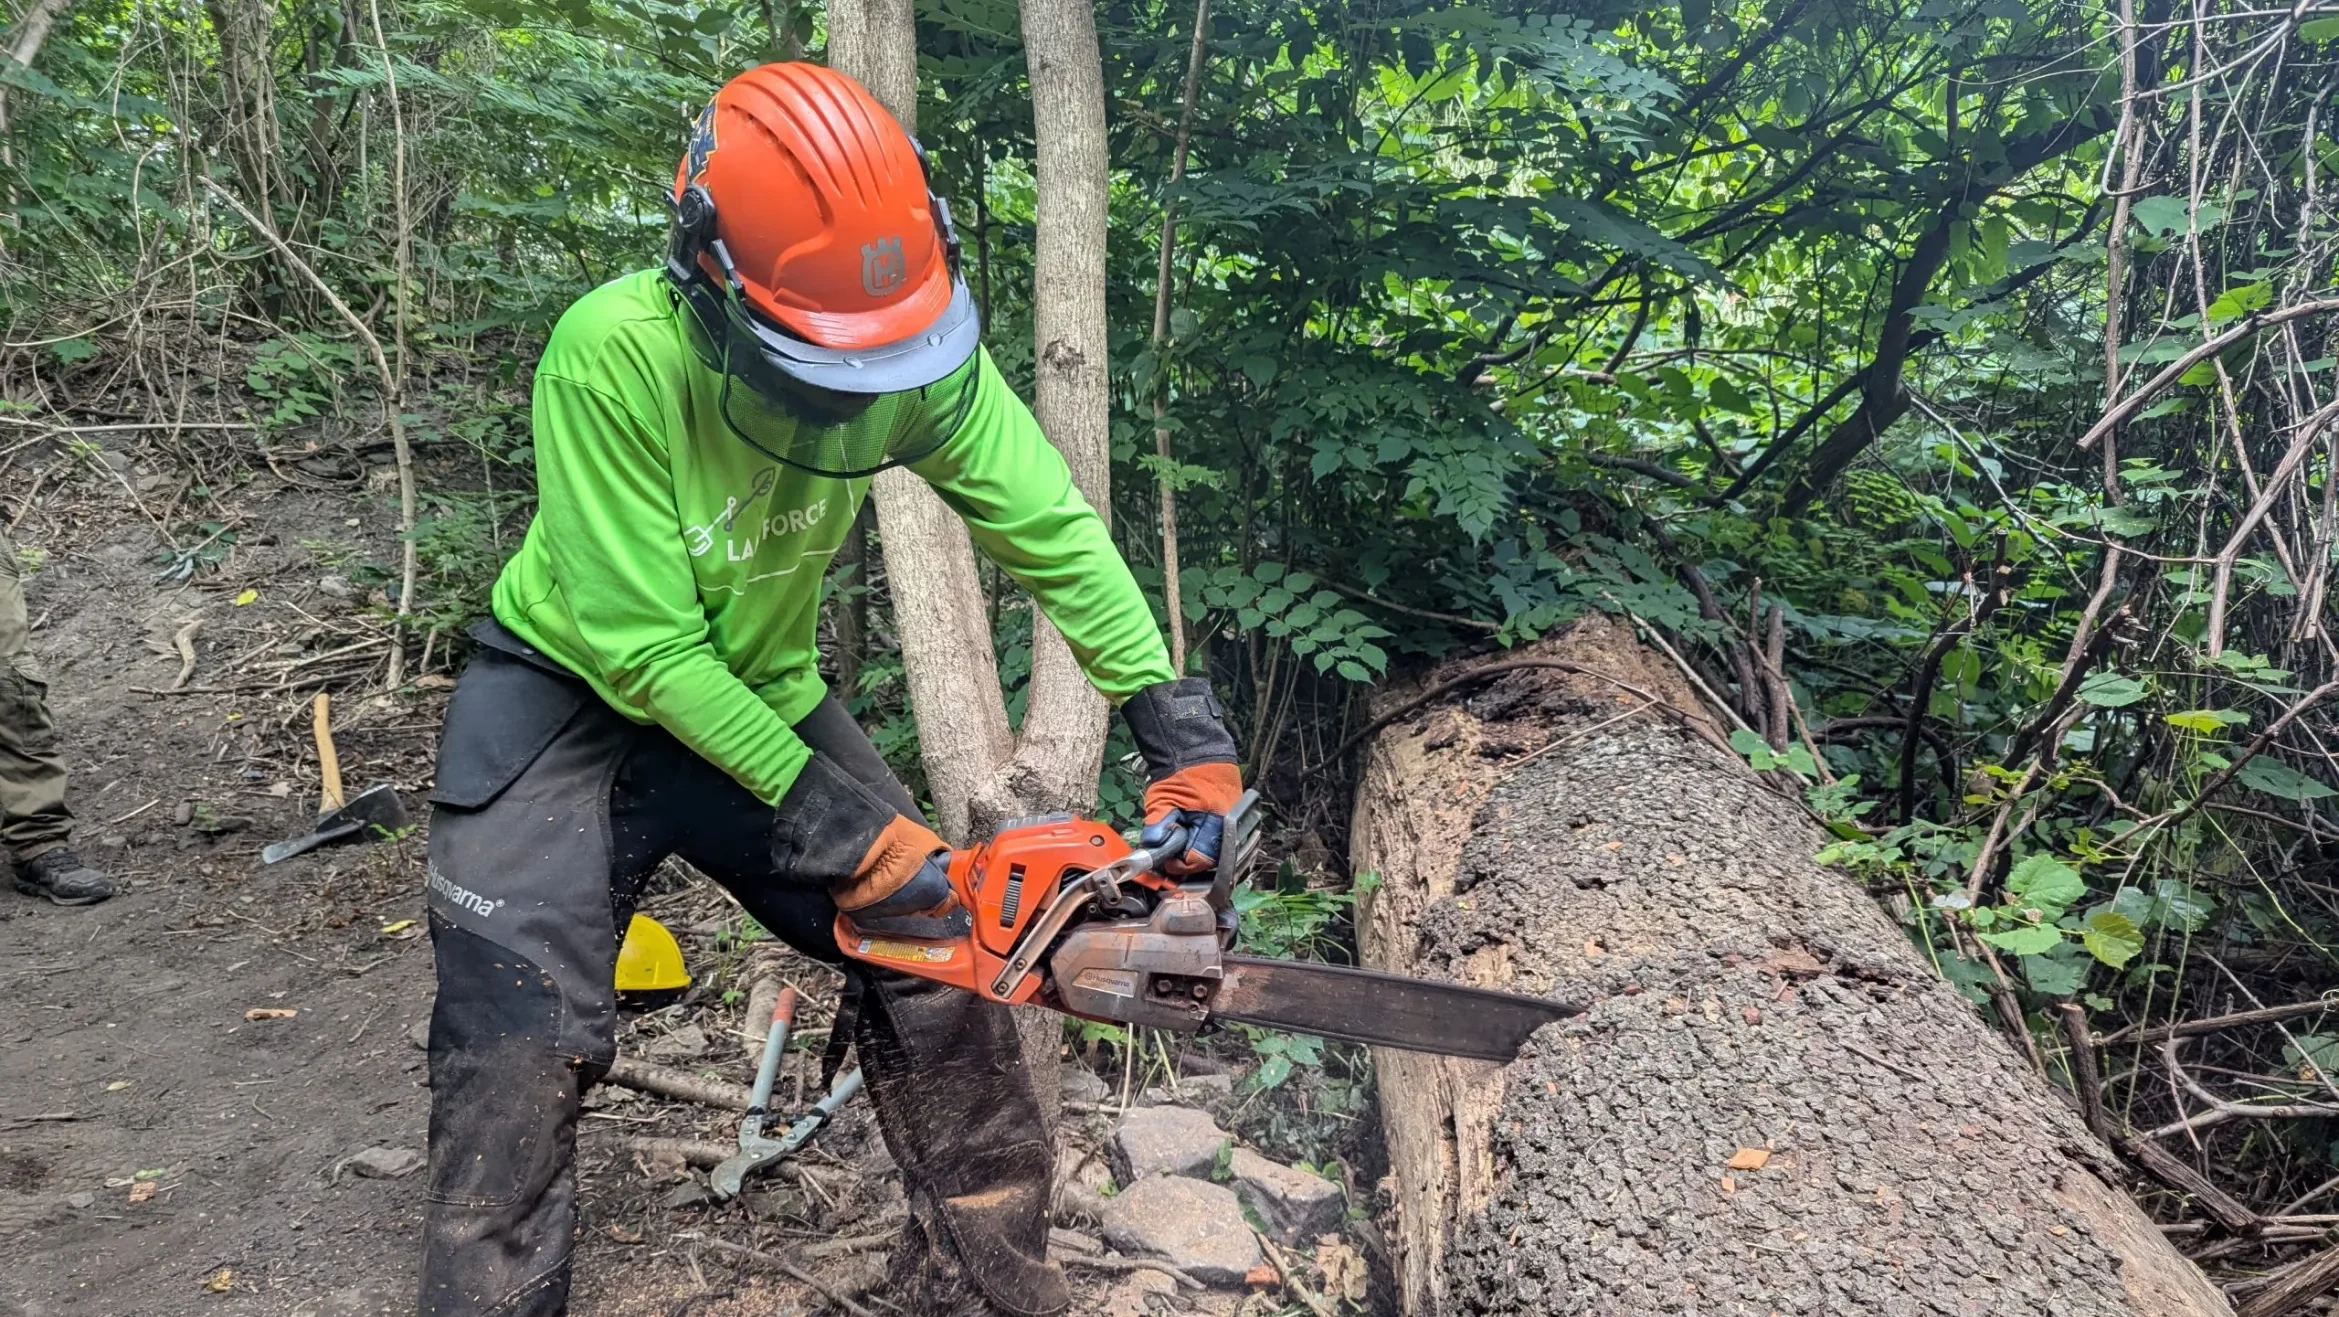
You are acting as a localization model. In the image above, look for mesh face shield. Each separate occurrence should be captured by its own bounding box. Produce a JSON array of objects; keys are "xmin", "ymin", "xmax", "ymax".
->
[{"xmin": 672, "ymin": 238, "xmax": 982, "ymax": 480}]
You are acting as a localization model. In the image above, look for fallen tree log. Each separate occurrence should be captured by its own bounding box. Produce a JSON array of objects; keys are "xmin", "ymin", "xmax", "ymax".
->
[{"xmin": 1352, "ymin": 616, "xmax": 2232, "ymax": 1317}]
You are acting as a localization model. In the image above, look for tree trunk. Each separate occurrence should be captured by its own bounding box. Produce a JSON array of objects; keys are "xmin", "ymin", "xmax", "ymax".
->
[
  {"xmin": 0, "ymin": 0, "xmax": 73, "ymax": 169},
  {"xmin": 966, "ymin": 0, "xmax": 1114, "ymax": 835},
  {"xmin": 830, "ymin": 0, "xmax": 1123, "ymax": 1128},
  {"xmin": 831, "ymin": 0, "xmax": 1016, "ymax": 848},
  {"xmin": 1352, "ymin": 614, "xmax": 2234, "ymax": 1317}
]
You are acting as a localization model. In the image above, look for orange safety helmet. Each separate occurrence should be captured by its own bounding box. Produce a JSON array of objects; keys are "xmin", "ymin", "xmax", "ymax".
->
[{"xmin": 665, "ymin": 63, "xmax": 980, "ymax": 475}]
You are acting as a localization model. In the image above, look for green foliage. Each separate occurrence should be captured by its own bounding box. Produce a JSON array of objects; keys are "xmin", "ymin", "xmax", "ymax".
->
[{"xmin": 11, "ymin": 0, "xmax": 2338, "ymax": 1203}]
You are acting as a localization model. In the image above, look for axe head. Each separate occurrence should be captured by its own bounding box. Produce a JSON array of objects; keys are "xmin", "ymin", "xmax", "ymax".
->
[{"xmin": 261, "ymin": 784, "xmax": 411, "ymax": 864}]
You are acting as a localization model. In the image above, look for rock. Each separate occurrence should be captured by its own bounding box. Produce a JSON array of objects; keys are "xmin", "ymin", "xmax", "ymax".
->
[
  {"xmin": 406, "ymin": 1019, "xmax": 430, "ymax": 1051},
  {"xmin": 660, "ymin": 1179, "xmax": 712, "ymax": 1209},
  {"xmin": 1061, "ymin": 1065, "xmax": 1110, "ymax": 1105},
  {"xmin": 340, "ymin": 1146, "xmax": 424, "ymax": 1180},
  {"xmin": 1100, "ymin": 1267, "xmax": 1179, "ymax": 1317},
  {"xmin": 65, "ymin": 1191, "xmax": 94, "ymax": 1210},
  {"xmin": 643, "ymin": 1024, "xmax": 709, "ymax": 1061},
  {"xmin": 1112, "ymin": 1105, "xmax": 1228, "ymax": 1181},
  {"xmin": 1181, "ymin": 1073, "xmax": 1235, "ymax": 1098},
  {"xmin": 1098, "ymin": 1175, "xmax": 1262, "ymax": 1287},
  {"xmin": 1139, "ymin": 1073, "xmax": 1233, "ymax": 1105},
  {"xmin": 97, "ymin": 833, "xmax": 127, "ymax": 850},
  {"xmin": 1228, "ymin": 1147, "xmax": 1343, "ymax": 1243},
  {"xmin": 738, "ymin": 1187, "xmax": 804, "ymax": 1220},
  {"xmin": 317, "ymin": 574, "xmax": 355, "ymax": 599},
  {"xmin": 171, "ymin": 801, "xmax": 195, "ymax": 826}
]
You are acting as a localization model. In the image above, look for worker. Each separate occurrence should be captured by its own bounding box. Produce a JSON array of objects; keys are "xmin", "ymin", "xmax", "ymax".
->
[
  {"xmin": 419, "ymin": 62, "xmax": 1244, "ymax": 1317},
  {"xmin": 0, "ymin": 530, "xmax": 112, "ymax": 908}
]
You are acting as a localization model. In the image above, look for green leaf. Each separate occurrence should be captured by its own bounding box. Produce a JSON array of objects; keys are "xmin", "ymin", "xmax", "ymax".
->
[
  {"xmin": 2097, "ymin": 506, "xmax": 2156, "ymax": 537},
  {"xmin": 2236, "ymin": 755, "xmax": 2336, "ymax": 802},
  {"xmin": 2206, "ymin": 281, "xmax": 2272, "ymax": 323},
  {"xmin": 2301, "ymin": 14, "xmax": 2339, "ymax": 40},
  {"xmin": 50, "ymin": 336, "xmax": 96, "ymax": 364},
  {"xmin": 1728, "ymin": 728, "xmax": 1769, "ymax": 756},
  {"xmin": 1249, "ymin": 1053, "xmax": 1293, "ymax": 1090},
  {"xmin": 2151, "ymin": 880, "xmax": 2214, "ymax": 932},
  {"xmin": 2077, "ymin": 671, "xmax": 2147, "ymax": 708},
  {"xmin": 2165, "ymin": 709, "xmax": 2246, "ymax": 734},
  {"xmin": 2021, "ymin": 947, "xmax": 2089, "ymax": 996},
  {"xmin": 2131, "ymin": 195, "xmax": 2191, "ymax": 237},
  {"xmin": 2080, "ymin": 910, "xmax": 2144, "ymax": 968},
  {"xmin": 1979, "ymin": 923, "xmax": 2064, "ymax": 955},
  {"xmin": 2007, "ymin": 854, "xmax": 2085, "ymax": 915},
  {"xmin": 2283, "ymin": 1035, "xmax": 2339, "ymax": 1080}
]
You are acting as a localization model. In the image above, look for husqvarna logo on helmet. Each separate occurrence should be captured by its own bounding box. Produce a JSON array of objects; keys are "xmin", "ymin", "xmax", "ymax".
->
[
  {"xmin": 686, "ymin": 104, "xmax": 717, "ymax": 181},
  {"xmin": 861, "ymin": 236, "xmax": 906, "ymax": 296}
]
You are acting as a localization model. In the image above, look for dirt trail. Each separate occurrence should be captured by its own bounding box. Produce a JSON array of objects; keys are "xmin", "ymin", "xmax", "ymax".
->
[
  {"xmin": 0, "ymin": 442, "xmax": 1299, "ymax": 1317},
  {"xmin": 0, "ymin": 449, "xmax": 870, "ymax": 1315}
]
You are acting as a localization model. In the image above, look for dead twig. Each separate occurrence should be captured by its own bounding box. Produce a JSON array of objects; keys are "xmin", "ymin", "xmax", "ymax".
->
[
  {"xmin": 1257, "ymin": 1234, "xmax": 1336, "ymax": 1317},
  {"xmin": 680, "ymin": 1235, "xmax": 894, "ymax": 1317},
  {"xmin": 169, "ymin": 618, "xmax": 202, "ymax": 690},
  {"xmin": 601, "ymin": 1058, "xmax": 753, "ymax": 1112},
  {"xmin": 1058, "ymin": 1252, "xmax": 1203, "ymax": 1290},
  {"xmin": 2104, "ymin": 995, "xmax": 2339, "ymax": 1046}
]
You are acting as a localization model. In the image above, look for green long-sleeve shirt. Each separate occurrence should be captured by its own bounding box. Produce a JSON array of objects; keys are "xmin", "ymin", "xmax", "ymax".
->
[{"xmin": 492, "ymin": 269, "xmax": 1174, "ymax": 805}]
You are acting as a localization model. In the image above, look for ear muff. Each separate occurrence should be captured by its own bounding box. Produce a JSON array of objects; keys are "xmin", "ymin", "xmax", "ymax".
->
[
  {"xmin": 665, "ymin": 182, "xmax": 720, "ymax": 289},
  {"xmin": 906, "ymin": 136, "xmax": 964, "ymax": 274}
]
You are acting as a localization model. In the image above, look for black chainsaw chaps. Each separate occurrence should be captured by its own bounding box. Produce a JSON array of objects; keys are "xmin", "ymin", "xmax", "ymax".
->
[
  {"xmin": 854, "ymin": 970, "xmax": 1070, "ymax": 1317},
  {"xmin": 419, "ymin": 921, "xmax": 595, "ymax": 1317}
]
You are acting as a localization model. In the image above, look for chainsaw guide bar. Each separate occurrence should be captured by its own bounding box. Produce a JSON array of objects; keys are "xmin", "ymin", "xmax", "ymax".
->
[{"xmin": 1209, "ymin": 955, "xmax": 1582, "ymax": 1061}]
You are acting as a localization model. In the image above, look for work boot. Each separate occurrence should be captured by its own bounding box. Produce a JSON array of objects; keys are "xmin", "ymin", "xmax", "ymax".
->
[{"xmin": 15, "ymin": 848, "xmax": 114, "ymax": 906}]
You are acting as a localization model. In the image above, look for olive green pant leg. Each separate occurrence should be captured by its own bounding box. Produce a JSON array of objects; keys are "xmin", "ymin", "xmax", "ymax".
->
[{"xmin": 0, "ymin": 534, "xmax": 72, "ymax": 862}]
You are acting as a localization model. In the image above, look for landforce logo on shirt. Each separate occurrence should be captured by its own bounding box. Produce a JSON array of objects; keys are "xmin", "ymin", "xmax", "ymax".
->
[
  {"xmin": 686, "ymin": 493, "xmax": 831, "ymax": 562},
  {"xmin": 427, "ymin": 864, "xmax": 503, "ymax": 919}
]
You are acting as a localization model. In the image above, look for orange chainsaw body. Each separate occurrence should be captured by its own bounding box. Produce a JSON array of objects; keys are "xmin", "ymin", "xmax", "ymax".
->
[{"xmin": 834, "ymin": 813, "xmax": 1178, "ymax": 1004}]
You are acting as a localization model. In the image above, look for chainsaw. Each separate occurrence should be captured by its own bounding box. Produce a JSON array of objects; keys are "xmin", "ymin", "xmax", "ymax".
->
[{"xmin": 835, "ymin": 792, "xmax": 1578, "ymax": 1061}]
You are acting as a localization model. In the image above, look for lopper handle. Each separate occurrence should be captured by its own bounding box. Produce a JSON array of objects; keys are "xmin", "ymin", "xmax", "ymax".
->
[{"xmin": 746, "ymin": 986, "xmax": 797, "ymax": 1115}]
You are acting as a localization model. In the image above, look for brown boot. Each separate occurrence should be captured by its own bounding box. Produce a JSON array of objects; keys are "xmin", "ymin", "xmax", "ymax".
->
[{"xmin": 851, "ymin": 970, "xmax": 1069, "ymax": 1317}]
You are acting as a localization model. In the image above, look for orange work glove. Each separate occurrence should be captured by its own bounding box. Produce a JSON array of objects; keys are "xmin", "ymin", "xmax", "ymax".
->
[
  {"xmin": 1121, "ymin": 678, "xmax": 1243, "ymax": 875},
  {"xmin": 772, "ymin": 756, "xmax": 965, "ymax": 938}
]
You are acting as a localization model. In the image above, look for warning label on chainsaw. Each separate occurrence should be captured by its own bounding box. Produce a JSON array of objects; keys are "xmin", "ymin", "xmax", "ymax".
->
[{"xmin": 854, "ymin": 937, "xmax": 957, "ymax": 965}]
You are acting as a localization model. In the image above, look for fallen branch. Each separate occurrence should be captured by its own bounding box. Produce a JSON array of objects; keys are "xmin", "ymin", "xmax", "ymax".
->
[
  {"xmin": 2235, "ymin": 1239, "xmax": 2339, "ymax": 1317},
  {"xmin": 2077, "ymin": 298, "xmax": 2339, "ymax": 450},
  {"xmin": 2117, "ymin": 1135, "xmax": 2262, "ymax": 1235},
  {"xmin": 681, "ymin": 1234, "xmax": 892, "ymax": 1317},
  {"xmin": 1257, "ymin": 1234, "xmax": 1336, "ymax": 1317},
  {"xmin": 601, "ymin": 1058, "xmax": 753, "ymax": 1111},
  {"xmin": 1058, "ymin": 1251, "xmax": 1202, "ymax": 1290},
  {"xmin": 2104, "ymin": 995, "xmax": 2339, "ymax": 1046}
]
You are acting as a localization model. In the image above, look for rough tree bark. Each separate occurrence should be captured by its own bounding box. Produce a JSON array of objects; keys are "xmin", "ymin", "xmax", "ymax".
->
[
  {"xmin": 1352, "ymin": 614, "xmax": 2233, "ymax": 1317},
  {"xmin": 828, "ymin": 0, "xmax": 1120, "ymax": 1108},
  {"xmin": 989, "ymin": 0, "xmax": 1114, "ymax": 827},
  {"xmin": 828, "ymin": 0, "xmax": 1112, "ymax": 846}
]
